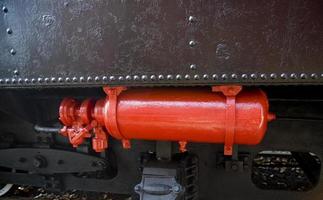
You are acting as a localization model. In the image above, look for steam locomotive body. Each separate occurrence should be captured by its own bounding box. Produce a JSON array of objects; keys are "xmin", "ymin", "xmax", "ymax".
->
[{"xmin": 0, "ymin": 0, "xmax": 323, "ymax": 199}]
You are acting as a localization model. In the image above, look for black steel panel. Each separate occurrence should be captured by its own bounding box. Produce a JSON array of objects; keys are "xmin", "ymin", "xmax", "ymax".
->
[{"xmin": 0, "ymin": 0, "xmax": 323, "ymax": 87}]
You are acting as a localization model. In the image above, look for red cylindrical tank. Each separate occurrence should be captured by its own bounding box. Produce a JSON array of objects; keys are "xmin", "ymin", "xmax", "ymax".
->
[{"xmin": 59, "ymin": 86, "xmax": 275, "ymax": 154}]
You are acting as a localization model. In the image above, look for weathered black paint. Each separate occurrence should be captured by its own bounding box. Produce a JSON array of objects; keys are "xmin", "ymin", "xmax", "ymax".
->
[{"xmin": 0, "ymin": 0, "xmax": 323, "ymax": 86}]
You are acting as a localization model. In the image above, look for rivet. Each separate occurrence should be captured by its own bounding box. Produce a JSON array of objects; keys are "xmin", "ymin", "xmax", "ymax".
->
[
  {"xmin": 141, "ymin": 75, "xmax": 148, "ymax": 81},
  {"xmin": 194, "ymin": 74, "xmax": 200, "ymax": 80},
  {"xmin": 79, "ymin": 76, "xmax": 84, "ymax": 82},
  {"xmin": 118, "ymin": 76, "xmax": 124, "ymax": 81},
  {"xmin": 189, "ymin": 64, "xmax": 197, "ymax": 70},
  {"xmin": 260, "ymin": 74, "xmax": 267, "ymax": 79},
  {"xmin": 44, "ymin": 78, "xmax": 50, "ymax": 83},
  {"xmin": 221, "ymin": 74, "xmax": 228, "ymax": 80},
  {"xmin": 167, "ymin": 75, "xmax": 173, "ymax": 80},
  {"xmin": 13, "ymin": 69, "xmax": 19, "ymax": 75},
  {"xmin": 109, "ymin": 76, "xmax": 116, "ymax": 81},
  {"xmin": 11, "ymin": 78, "xmax": 16, "ymax": 84},
  {"xmin": 87, "ymin": 76, "xmax": 92, "ymax": 82},
  {"xmin": 150, "ymin": 75, "xmax": 156, "ymax": 81},
  {"xmin": 2, "ymin": 6, "xmax": 8, "ymax": 13},
  {"xmin": 133, "ymin": 75, "xmax": 139, "ymax": 81},
  {"xmin": 10, "ymin": 49, "xmax": 16, "ymax": 55},
  {"xmin": 102, "ymin": 76, "xmax": 108, "ymax": 81},
  {"xmin": 212, "ymin": 74, "xmax": 218, "ymax": 80},
  {"xmin": 203, "ymin": 74, "xmax": 209, "ymax": 80},
  {"xmin": 125, "ymin": 75, "xmax": 132, "ymax": 81},
  {"xmin": 24, "ymin": 78, "xmax": 30, "ymax": 83},
  {"xmin": 189, "ymin": 40, "xmax": 197, "ymax": 47},
  {"xmin": 58, "ymin": 77, "xmax": 63, "ymax": 82},
  {"xmin": 250, "ymin": 74, "xmax": 257, "ymax": 79},
  {"xmin": 311, "ymin": 73, "xmax": 318, "ymax": 79},
  {"xmin": 188, "ymin": 16, "xmax": 196, "ymax": 23},
  {"xmin": 94, "ymin": 76, "xmax": 100, "ymax": 82},
  {"xmin": 231, "ymin": 74, "xmax": 237, "ymax": 79},
  {"xmin": 65, "ymin": 77, "xmax": 70, "ymax": 82},
  {"xmin": 184, "ymin": 74, "xmax": 190, "ymax": 80},
  {"xmin": 51, "ymin": 77, "xmax": 56, "ymax": 82},
  {"xmin": 6, "ymin": 28, "xmax": 12, "ymax": 34},
  {"xmin": 300, "ymin": 73, "xmax": 307, "ymax": 79},
  {"xmin": 321, "ymin": 74, "xmax": 323, "ymax": 78},
  {"xmin": 0, "ymin": 79, "xmax": 3, "ymax": 84},
  {"xmin": 31, "ymin": 78, "xmax": 36, "ymax": 83},
  {"xmin": 38, "ymin": 78, "xmax": 43, "ymax": 83},
  {"xmin": 5, "ymin": 79, "xmax": 10, "ymax": 84},
  {"xmin": 18, "ymin": 78, "xmax": 22, "ymax": 84},
  {"xmin": 176, "ymin": 74, "xmax": 182, "ymax": 80},
  {"xmin": 158, "ymin": 75, "xmax": 164, "ymax": 80},
  {"xmin": 241, "ymin": 74, "xmax": 248, "ymax": 79},
  {"xmin": 270, "ymin": 73, "xmax": 277, "ymax": 79},
  {"xmin": 290, "ymin": 73, "xmax": 297, "ymax": 79},
  {"xmin": 280, "ymin": 73, "xmax": 287, "ymax": 79}
]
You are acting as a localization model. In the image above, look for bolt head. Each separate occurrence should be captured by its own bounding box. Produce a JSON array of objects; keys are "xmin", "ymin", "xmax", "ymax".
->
[
  {"xmin": 189, "ymin": 64, "xmax": 197, "ymax": 70},
  {"xmin": 150, "ymin": 75, "xmax": 156, "ymax": 80},
  {"xmin": 167, "ymin": 75, "xmax": 173, "ymax": 80},
  {"xmin": 2, "ymin": 6, "xmax": 8, "ymax": 13},
  {"xmin": 10, "ymin": 49, "xmax": 16, "ymax": 55},
  {"xmin": 125, "ymin": 75, "xmax": 131, "ymax": 81},
  {"xmin": 13, "ymin": 69, "xmax": 19, "ymax": 75},
  {"xmin": 188, "ymin": 16, "xmax": 196, "ymax": 23},
  {"xmin": 189, "ymin": 40, "xmax": 197, "ymax": 47},
  {"xmin": 6, "ymin": 28, "xmax": 12, "ymax": 34},
  {"xmin": 115, "ymin": 76, "xmax": 122, "ymax": 81},
  {"xmin": 221, "ymin": 74, "xmax": 228, "ymax": 80},
  {"xmin": 158, "ymin": 75, "xmax": 164, "ymax": 80},
  {"xmin": 133, "ymin": 75, "xmax": 139, "ymax": 80},
  {"xmin": 141, "ymin": 75, "xmax": 148, "ymax": 81}
]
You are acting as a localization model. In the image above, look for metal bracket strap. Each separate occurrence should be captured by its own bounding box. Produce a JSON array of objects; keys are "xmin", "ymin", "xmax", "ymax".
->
[{"xmin": 212, "ymin": 85, "xmax": 242, "ymax": 156}]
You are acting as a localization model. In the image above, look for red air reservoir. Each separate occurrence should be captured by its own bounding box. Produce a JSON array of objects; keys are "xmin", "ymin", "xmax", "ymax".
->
[{"xmin": 59, "ymin": 86, "xmax": 275, "ymax": 155}]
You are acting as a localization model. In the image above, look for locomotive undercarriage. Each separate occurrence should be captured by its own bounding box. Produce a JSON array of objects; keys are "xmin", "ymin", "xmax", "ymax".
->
[
  {"xmin": 0, "ymin": 86, "xmax": 322, "ymax": 200},
  {"xmin": 0, "ymin": 0, "xmax": 322, "ymax": 199}
]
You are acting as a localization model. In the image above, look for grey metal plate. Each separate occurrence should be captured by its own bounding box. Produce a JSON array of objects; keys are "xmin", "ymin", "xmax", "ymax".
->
[{"xmin": 0, "ymin": 0, "xmax": 323, "ymax": 88}]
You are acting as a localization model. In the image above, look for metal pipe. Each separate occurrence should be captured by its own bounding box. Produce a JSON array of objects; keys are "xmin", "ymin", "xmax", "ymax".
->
[{"xmin": 34, "ymin": 125, "xmax": 60, "ymax": 133}]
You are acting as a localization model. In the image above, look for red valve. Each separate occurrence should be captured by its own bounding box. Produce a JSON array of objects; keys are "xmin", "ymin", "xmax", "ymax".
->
[{"xmin": 59, "ymin": 86, "xmax": 275, "ymax": 155}]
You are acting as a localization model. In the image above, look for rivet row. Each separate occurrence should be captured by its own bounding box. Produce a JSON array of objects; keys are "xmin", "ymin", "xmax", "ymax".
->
[{"xmin": 0, "ymin": 73, "xmax": 321, "ymax": 85}]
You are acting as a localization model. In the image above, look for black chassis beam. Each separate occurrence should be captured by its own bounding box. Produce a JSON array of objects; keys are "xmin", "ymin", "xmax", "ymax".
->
[{"xmin": 0, "ymin": 0, "xmax": 323, "ymax": 88}]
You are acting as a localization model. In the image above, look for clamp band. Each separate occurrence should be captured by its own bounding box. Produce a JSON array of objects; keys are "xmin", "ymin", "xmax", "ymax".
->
[
  {"xmin": 212, "ymin": 85, "xmax": 242, "ymax": 155},
  {"xmin": 103, "ymin": 86, "xmax": 130, "ymax": 149}
]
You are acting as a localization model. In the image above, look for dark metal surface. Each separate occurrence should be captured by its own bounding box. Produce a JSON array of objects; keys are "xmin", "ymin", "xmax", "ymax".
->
[
  {"xmin": 1, "ymin": 86, "xmax": 323, "ymax": 199},
  {"xmin": 0, "ymin": 148, "xmax": 108, "ymax": 174},
  {"xmin": 0, "ymin": 0, "xmax": 323, "ymax": 88}
]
